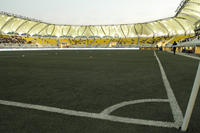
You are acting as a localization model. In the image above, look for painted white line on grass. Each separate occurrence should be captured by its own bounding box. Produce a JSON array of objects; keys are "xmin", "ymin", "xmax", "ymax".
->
[
  {"xmin": 0, "ymin": 99, "xmax": 177, "ymax": 128},
  {"xmin": 0, "ymin": 51, "xmax": 182, "ymax": 129},
  {"xmin": 154, "ymin": 51, "xmax": 184, "ymax": 127},
  {"xmin": 101, "ymin": 99, "xmax": 169, "ymax": 115},
  {"xmin": 167, "ymin": 51, "xmax": 200, "ymax": 61},
  {"xmin": 0, "ymin": 48, "xmax": 139, "ymax": 51}
]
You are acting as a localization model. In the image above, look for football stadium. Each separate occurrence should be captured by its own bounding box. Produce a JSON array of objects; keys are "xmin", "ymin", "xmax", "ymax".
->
[{"xmin": 0, "ymin": 0, "xmax": 200, "ymax": 133}]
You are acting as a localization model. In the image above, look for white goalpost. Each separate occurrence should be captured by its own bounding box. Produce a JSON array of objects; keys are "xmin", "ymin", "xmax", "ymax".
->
[{"xmin": 181, "ymin": 61, "xmax": 200, "ymax": 131}]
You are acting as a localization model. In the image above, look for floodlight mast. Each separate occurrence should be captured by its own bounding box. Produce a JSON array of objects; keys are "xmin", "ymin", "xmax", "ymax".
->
[{"xmin": 181, "ymin": 61, "xmax": 200, "ymax": 131}]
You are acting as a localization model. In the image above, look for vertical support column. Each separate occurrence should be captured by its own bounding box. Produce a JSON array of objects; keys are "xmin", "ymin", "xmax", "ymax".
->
[
  {"xmin": 137, "ymin": 37, "xmax": 140, "ymax": 45},
  {"xmin": 181, "ymin": 62, "xmax": 200, "ymax": 131}
]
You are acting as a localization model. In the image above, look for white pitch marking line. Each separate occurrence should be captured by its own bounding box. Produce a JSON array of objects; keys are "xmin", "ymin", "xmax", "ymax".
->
[
  {"xmin": 0, "ymin": 99, "xmax": 177, "ymax": 128},
  {"xmin": 154, "ymin": 51, "xmax": 184, "ymax": 127},
  {"xmin": 101, "ymin": 99, "xmax": 169, "ymax": 115},
  {"xmin": 167, "ymin": 51, "xmax": 200, "ymax": 61},
  {"xmin": 0, "ymin": 48, "xmax": 139, "ymax": 51}
]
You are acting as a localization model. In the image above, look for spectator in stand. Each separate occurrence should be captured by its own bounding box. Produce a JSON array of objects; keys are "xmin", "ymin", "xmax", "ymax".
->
[
  {"xmin": 0, "ymin": 35, "xmax": 27, "ymax": 44},
  {"xmin": 156, "ymin": 45, "xmax": 159, "ymax": 50},
  {"xmin": 159, "ymin": 46, "xmax": 163, "ymax": 51},
  {"xmin": 172, "ymin": 41, "xmax": 177, "ymax": 55},
  {"xmin": 182, "ymin": 47, "xmax": 186, "ymax": 53}
]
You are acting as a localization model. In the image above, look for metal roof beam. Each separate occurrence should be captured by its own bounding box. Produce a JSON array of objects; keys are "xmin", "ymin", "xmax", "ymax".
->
[
  {"xmin": 50, "ymin": 25, "xmax": 56, "ymax": 36},
  {"xmin": 89, "ymin": 26, "xmax": 95, "ymax": 36},
  {"xmin": 81, "ymin": 26, "xmax": 87, "ymax": 36},
  {"xmin": 157, "ymin": 21, "xmax": 169, "ymax": 36},
  {"xmin": 38, "ymin": 24, "xmax": 49, "ymax": 35},
  {"xmin": 182, "ymin": 8, "xmax": 200, "ymax": 14},
  {"xmin": 173, "ymin": 18, "xmax": 187, "ymax": 35},
  {"xmin": 15, "ymin": 20, "xmax": 29, "ymax": 33},
  {"xmin": 100, "ymin": 26, "xmax": 106, "ymax": 36},
  {"xmin": 134, "ymin": 24, "xmax": 141, "ymax": 44},
  {"xmin": 66, "ymin": 26, "xmax": 72, "ymax": 36},
  {"xmin": 140, "ymin": 24, "xmax": 144, "ymax": 35},
  {"xmin": 145, "ymin": 24, "xmax": 155, "ymax": 37},
  {"xmin": 27, "ymin": 22, "xmax": 41, "ymax": 35},
  {"xmin": 176, "ymin": 17, "xmax": 195, "ymax": 24},
  {"xmin": 187, "ymin": 1, "xmax": 200, "ymax": 6},
  {"xmin": 120, "ymin": 25, "xmax": 126, "ymax": 38},
  {"xmin": 178, "ymin": 13, "xmax": 199, "ymax": 21},
  {"xmin": 126, "ymin": 25, "xmax": 130, "ymax": 37},
  {"xmin": 175, "ymin": 0, "xmax": 189, "ymax": 16},
  {"xmin": 133, "ymin": 24, "xmax": 139, "ymax": 38},
  {"xmin": 0, "ymin": 17, "xmax": 15, "ymax": 32}
]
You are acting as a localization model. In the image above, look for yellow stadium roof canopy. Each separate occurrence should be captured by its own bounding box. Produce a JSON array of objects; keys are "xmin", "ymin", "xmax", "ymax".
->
[{"xmin": 0, "ymin": 0, "xmax": 199, "ymax": 38}]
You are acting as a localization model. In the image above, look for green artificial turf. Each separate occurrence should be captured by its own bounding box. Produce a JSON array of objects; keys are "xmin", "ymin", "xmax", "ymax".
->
[
  {"xmin": 0, "ymin": 105, "xmax": 180, "ymax": 133},
  {"xmin": 0, "ymin": 50, "xmax": 199, "ymax": 133},
  {"xmin": 0, "ymin": 50, "xmax": 167, "ymax": 113},
  {"xmin": 157, "ymin": 51, "xmax": 199, "ymax": 112},
  {"xmin": 157, "ymin": 51, "xmax": 200, "ymax": 132},
  {"xmin": 112, "ymin": 102, "xmax": 174, "ymax": 122}
]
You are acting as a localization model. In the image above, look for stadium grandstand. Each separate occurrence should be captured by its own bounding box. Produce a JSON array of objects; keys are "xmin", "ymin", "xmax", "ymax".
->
[
  {"xmin": 0, "ymin": 0, "xmax": 199, "ymax": 50},
  {"xmin": 0, "ymin": 0, "xmax": 200, "ymax": 133}
]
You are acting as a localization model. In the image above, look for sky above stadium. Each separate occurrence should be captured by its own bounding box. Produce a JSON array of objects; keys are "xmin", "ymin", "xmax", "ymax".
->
[{"xmin": 0, "ymin": 0, "xmax": 183, "ymax": 25}]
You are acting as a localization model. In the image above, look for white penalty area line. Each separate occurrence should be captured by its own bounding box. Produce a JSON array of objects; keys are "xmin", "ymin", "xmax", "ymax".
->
[
  {"xmin": 0, "ymin": 99, "xmax": 177, "ymax": 128},
  {"xmin": 154, "ymin": 51, "xmax": 184, "ymax": 127}
]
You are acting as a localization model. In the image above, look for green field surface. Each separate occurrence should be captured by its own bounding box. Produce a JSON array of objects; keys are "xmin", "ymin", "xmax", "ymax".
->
[{"xmin": 0, "ymin": 50, "xmax": 199, "ymax": 133}]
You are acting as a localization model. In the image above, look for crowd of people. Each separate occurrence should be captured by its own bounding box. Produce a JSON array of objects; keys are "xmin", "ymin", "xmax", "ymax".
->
[
  {"xmin": 0, "ymin": 35, "xmax": 27, "ymax": 44},
  {"xmin": 179, "ymin": 36, "xmax": 200, "ymax": 43}
]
